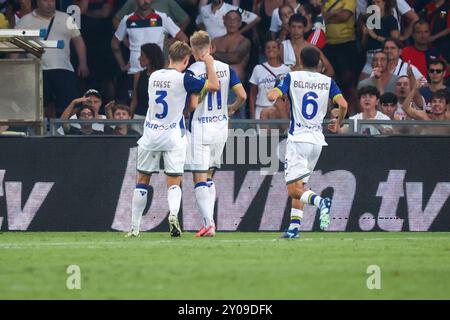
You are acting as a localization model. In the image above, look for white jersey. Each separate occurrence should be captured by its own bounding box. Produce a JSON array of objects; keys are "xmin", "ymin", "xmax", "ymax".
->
[
  {"xmin": 138, "ymin": 68, "xmax": 207, "ymax": 151},
  {"xmin": 275, "ymin": 70, "xmax": 342, "ymax": 146},
  {"xmin": 187, "ymin": 60, "xmax": 242, "ymax": 144}
]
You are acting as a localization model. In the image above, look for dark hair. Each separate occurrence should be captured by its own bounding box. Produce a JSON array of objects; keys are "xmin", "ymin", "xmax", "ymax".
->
[
  {"xmin": 383, "ymin": 37, "xmax": 404, "ymax": 50},
  {"xmin": 428, "ymin": 59, "xmax": 446, "ymax": 70},
  {"xmin": 432, "ymin": 89, "xmax": 450, "ymax": 104},
  {"xmin": 300, "ymin": 2, "xmax": 319, "ymax": 23},
  {"xmin": 357, "ymin": 86, "xmax": 380, "ymax": 99},
  {"xmin": 76, "ymin": 105, "xmax": 96, "ymax": 118},
  {"xmin": 141, "ymin": 43, "xmax": 164, "ymax": 71},
  {"xmin": 413, "ymin": 19, "xmax": 429, "ymax": 33},
  {"xmin": 289, "ymin": 13, "xmax": 307, "ymax": 27},
  {"xmin": 225, "ymin": 9, "xmax": 242, "ymax": 20},
  {"xmin": 380, "ymin": 92, "xmax": 398, "ymax": 105},
  {"xmin": 368, "ymin": 0, "xmax": 395, "ymax": 17},
  {"xmin": 300, "ymin": 46, "xmax": 321, "ymax": 68}
]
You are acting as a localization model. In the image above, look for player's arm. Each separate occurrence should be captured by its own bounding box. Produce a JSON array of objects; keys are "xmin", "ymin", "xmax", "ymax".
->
[
  {"xmin": 327, "ymin": 80, "xmax": 348, "ymax": 134},
  {"xmin": 199, "ymin": 53, "xmax": 220, "ymax": 92},
  {"xmin": 267, "ymin": 73, "xmax": 290, "ymax": 102},
  {"xmin": 228, "ymin": 66, "xmax": 246, "ymax": 116},
  {"xmin": 402, "ymin": 83, "xmax": 429, "ymax": 120}
]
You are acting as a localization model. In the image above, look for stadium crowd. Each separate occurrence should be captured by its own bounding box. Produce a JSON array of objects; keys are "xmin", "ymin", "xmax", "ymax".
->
[{"xmin": 0, "ymin": 0, "xmax": 449, "ymax": 135}]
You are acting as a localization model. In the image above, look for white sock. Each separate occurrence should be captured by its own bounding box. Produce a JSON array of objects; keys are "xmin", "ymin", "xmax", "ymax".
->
[
  {"xmin": 131, "ymin": 184, "xmax": 148, "ymax": 231},
  {"xmin": 167, "ymin": 185, "xmax": 182, "ymax": 218},
  {"xmin": 195, "ymin": 182, "xmax": 211, "ymax": 228},
  {"xmin": 288, "ymin": 208, "xmax": 303, "ymax": 230},
  {"xmin": 207, "ymin": 179, "xmax": 216, "ymax": 227},
  {"xmin": 300, "ymin": 190, "xmax": 322, "ymax": 209}
]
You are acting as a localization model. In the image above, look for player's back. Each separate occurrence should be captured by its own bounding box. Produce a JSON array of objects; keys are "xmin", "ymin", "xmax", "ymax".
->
[
  {"xmin": 138, "ymin": 69, "xmax": 188, "ymax": 151},
  {"xmin": 188, "ymin": 59, "xmax": 241, "ymax": 144},
  {"xmin": 285, "ymin": 70, "xmax": 340, "ymax": 145}
]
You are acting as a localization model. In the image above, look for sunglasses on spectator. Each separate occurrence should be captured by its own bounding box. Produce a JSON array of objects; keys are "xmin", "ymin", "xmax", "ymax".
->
[{"xmin": 429, "ymin": 69, "xmax": 443, "ymax": 74}]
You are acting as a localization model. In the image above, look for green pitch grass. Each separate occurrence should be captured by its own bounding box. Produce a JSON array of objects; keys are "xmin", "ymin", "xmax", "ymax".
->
[{"xmin": 0, "ymin": 232, "xmax": 449, "ymax": 299}]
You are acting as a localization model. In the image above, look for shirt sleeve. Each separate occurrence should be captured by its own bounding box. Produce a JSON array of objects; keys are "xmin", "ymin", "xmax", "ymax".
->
[
  {"xmin": 229, "ymin": 66, "xmax": 242, "ymax": 89},
  {"xmin": 269, "ymin": 8, "xmax": 280, "ymax": 32},
  {"xmin": 249, "ymin": 66, "xmax": 259, "ymax": 85},
  {"xmin": 396, "ymin": 0, "xmax": 412, "ymax": 15},
  {"xmin": 184, "ymin": 72, "xmax": 207, "ymax": 94},
  {"xmin": 196, "ymin": 8, "xmax": 204, "ymax": 25},
  {"xmin": 114, "ymin": 16, "xmax": 128, "ymax": 41},
  {"xmin": 329, "ymin": 79, "xmax": 343, "ymax": 102},
  {"xmin": 162, "ymin": 13, "xmax": 181, "ymax": 38},
  {"xmin": 275, "ymin": 72, "xmax": 291, "ymax": 95}
]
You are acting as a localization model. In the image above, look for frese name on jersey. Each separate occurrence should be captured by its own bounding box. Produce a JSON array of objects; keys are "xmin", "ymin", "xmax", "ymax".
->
[
  {"xmin": 197, "ymin": 69, "xmax": 228, "ymax": 79},
  {"xmin": 293, "ymin": 80, "xmax": 329, "ymax": 91},
  {"xmin": 152, "ymin": 80, "xmax": 171, "ymax": 89}
]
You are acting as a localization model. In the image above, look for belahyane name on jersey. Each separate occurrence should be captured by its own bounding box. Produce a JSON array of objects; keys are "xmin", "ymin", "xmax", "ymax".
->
[
  {"xmin": 197, "ymin": 70, "xmax": 229, "ymax": 79},
  {"xmin": 153, "ymin": 80, "xmax": 171, "ymax": 88},
  {"xmin": 293, "ymin": 80, "xmax": 329, "ymax": 91}
]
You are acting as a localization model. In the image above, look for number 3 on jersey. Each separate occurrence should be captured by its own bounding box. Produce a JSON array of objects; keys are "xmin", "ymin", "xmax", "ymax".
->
[
  {"xmin": 301, "ymin": 91, "xmax": 318, "ymax": 120},
  {"xmin": 155, "ymin": 90, "xmax": 168, "ymax": 119}
]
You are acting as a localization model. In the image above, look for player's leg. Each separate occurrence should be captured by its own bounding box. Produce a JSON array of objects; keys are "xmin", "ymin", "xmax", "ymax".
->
[
  {"xmin": 285, "ymin": 142, "xmax": 331, "ymax": 230},
  {"xmin": 287, "ymin": 198, "xmax": 304, "ymax": 233},
  {"xmin": 128, "ymin": 147, "xmax": 159, "ymax": 237},
  {"xmin": 164, "ymin": 146, "xmax": 186, "ymax": 237}
]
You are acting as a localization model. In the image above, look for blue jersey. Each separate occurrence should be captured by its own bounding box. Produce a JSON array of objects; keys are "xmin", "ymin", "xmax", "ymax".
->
[
  {"xmin": 187, "ymin": 60, "xmax": 242, "ymax": 144},
  {"xmin": 138, "ymin": 68, "xmax": 206, "ymax": 151},
  {"xmin": 275, "ymin": 70, "xmax": 342, "ymax": 145}
]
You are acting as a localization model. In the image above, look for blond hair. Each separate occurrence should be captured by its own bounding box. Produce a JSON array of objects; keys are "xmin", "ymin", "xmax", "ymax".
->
[
  {"xmin": 169, "ymin": 41, "xmax": 192, "ymax": 62},
  {"xmin": 190, "ymin": 31, "xmax": 211, "ymax": 52}
]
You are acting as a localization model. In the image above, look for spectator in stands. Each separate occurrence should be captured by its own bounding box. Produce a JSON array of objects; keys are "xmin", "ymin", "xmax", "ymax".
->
[
  {"xmin": 7, "ymin": 0, "xmax": 32, "ymax": 27},
  {"xmin": 420, "ymin": 59, "xmax": 450, "ymax": 105},
  {"xmin": 403, "ymin": 85, "xmax": 450, "ymax": 120},
  {"xmin": 379, "ymin": 92, "xmax": 400, "ymax": 119},
  {"xmin": 59, "ymin": 89, "xmax": 107, "ymax": 134},
  {"xmin": 299, "ymin": 2, "xmax": 326, "ymax": 49},
  {"xmin": 280, "ymin": 14, "xmax": 333, "ymax": 76},
  {"xmin": 16, "ymin": 0, "xmax": 90, "ymax": 118},
  {"xmin": 105, "ymin": 104, "xmax": 140, "ymax": 136},
  {"xmin": 113, "ymin": 0, "xmax": 190, "ymax": 31},
  {"xmin": 111, "ymin": 0, "xmax": 187, "ymax": 103},
  {"xmin": 196, "ymin": 0, "xmax": 260, "ymax": 40},
  {"xmin": 249, "ymin": 40, "xmax": 291, "ymax": 122},
  {"xmin": 253, "ymin": 0, "xmax": 283, "ymax": 46},
  {"xmin": 270, "ymin": 0, "xmax": 300, "ymax": 40},
  {"xmin": 212, "ymin": 9, "xmax": 251, "ymax": 82},
  {"xmin": 383, "ymin": 37, "xmax": 425, "ymax": 79},
  {"xmin": 61, "ymin": 105, "xmax": 104, "ymax": 135},
  {"xmin": 401, "ymin": 20, "xmax": 448, "ymax": 78},
  {"xmin": 271, "ymin": 3, "xmax": 294, "ymax": 42},
  {"xmin": 212, "ymin": 9, "xmax": 251, "ymax": 119},
  {"xmin": 335, "ymin": 85, "xmax": 392, "ymax": 135},
  {"xmin": 357, "ymin": 0, "xmax": 419, "ymax": 42},
  {"xmin": 421, "ymin": 0, "xmax": 449, "ymax": 62},
  {"xmin": 359, "ymin": 0, "xmax": 399, "ymax": 80},
  {"xmin": 322, "ymin": 0, "xmax": 358, "ymax": 115},
  {"xmin": 394, "ymin": 75, "xmax": 425, "ymax": 119},
  {"xmin": 75, "ymin": 0, "xmax": 116, "ymax": 103},
  {"xmin": 358, "ymin": 50, "xmax": 398, "ymax": 95},
  {"xmin": 130, "ymin": 43, "xmax": 165, "ymax": 133}
]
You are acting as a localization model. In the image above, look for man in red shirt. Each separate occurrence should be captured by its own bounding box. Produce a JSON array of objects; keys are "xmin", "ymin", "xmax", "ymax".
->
[
  {"xmin": 423, "ymin": 0, "xmax": 450, "ymax": 61},
  {"xmin": 401, "ymin": 19, "xmax": 448, "ymax": 78}
]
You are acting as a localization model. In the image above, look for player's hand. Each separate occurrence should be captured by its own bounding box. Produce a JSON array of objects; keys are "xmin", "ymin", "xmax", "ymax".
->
[
  {"xmin": 199, "ymin": 53, "xmax": 214, "ymax": 64},
  {"xmin": 228, "ymin": 105, "xmax": 236, "ymax": 116}
]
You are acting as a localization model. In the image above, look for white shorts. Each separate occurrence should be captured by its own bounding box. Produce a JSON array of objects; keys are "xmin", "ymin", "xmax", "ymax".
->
[
  {"xmin": 137, "ymin": 145, "xmax": 186, "ymax": 176},
  {"xmin": 284, "ymin": 140, "xmax": 322, "ymax": 184},
  {"xmin": 185, "ymin": 137, "xmax": 226, "ymax": 172}
]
